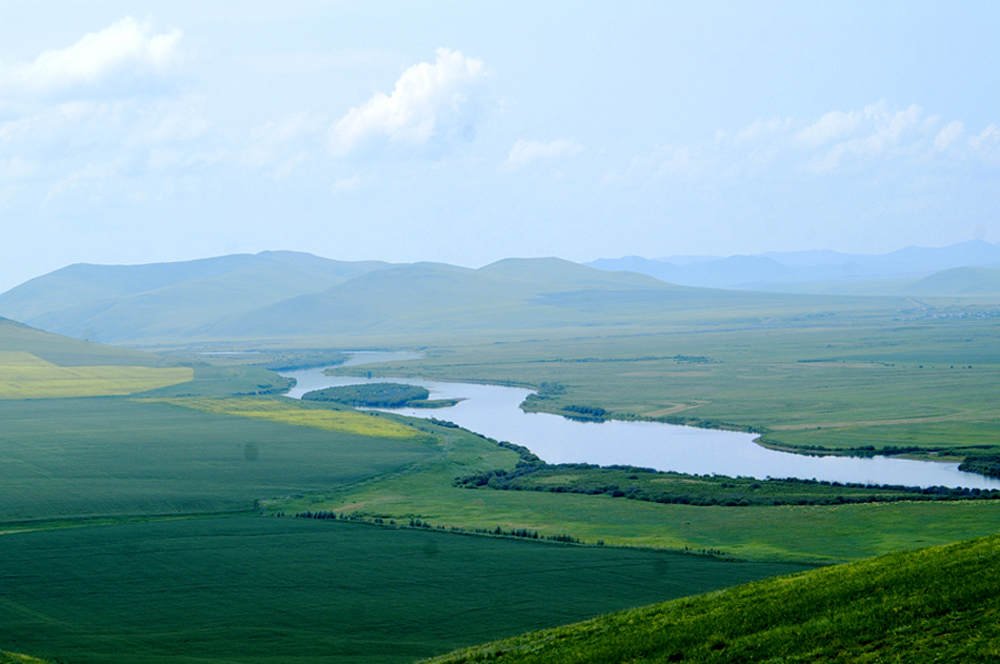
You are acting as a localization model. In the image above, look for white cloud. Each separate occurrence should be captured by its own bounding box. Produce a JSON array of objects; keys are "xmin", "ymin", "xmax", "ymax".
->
[
  {"xmin": 502, "ymin": 139, "xmax": 583, "ymax": 171},
  {"xmin": 801, "ymin": 103, "xmax": 925, "ymax": 172},
  {"xmin": 969, "ymin": 124, "xmax": 999, "ymax": 152},
  {"xmin": 329, "ymin": 48, "xmax": 486, "ymax": 157},
  {"xmin": 934, "ymin": 120, "xmax": 964, "ymax": 151},
  {"xmin": 0, "ymin": 17, "xmax": 182, "ymax": 97},
  {"xmin": 733, "ymin": 117, "xmax": 789, "ymax": 144},
  {"xmin": 793, "ymin": 109, "xmax": 862, "ymax": 147}
]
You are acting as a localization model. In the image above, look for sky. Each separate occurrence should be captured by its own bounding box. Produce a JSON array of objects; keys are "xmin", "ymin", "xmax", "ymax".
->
[{"xmin": 0, "ymin": 1, "xmax": 998, "ymax": 291}]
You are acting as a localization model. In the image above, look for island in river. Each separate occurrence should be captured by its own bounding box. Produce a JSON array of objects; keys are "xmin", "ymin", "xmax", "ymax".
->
[{"xmin": 302, "ymin": 382, "xmax": 462, "ymax": 409}]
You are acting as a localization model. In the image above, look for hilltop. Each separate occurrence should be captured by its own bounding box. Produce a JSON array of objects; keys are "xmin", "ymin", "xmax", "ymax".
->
[{"xmin": 0, "ymin": 254, "xmax": 908, "ymax": 345}]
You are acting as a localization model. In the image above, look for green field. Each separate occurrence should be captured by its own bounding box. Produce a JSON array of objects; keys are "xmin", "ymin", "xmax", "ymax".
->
[
  {"xmin": 269, "ymin": 418, "xmax": 1000, "ymax": 563},
  {"xmin": 329, "ymin": 316, "xmax": 1000, "ymax": 459},
  {"xmin": 0, "ymin": 397, "xmax": 437, "ymax": 524},
  {"xmin": 3, "ymin": 277, "xmax": 1000, "ymax": 662},
  {"xmin": 425, "ymin": 533, "xmax": 1000, "ymax": 664},
  {"xmin": 0, "ymin": 516, "xmax": 807, "ymax": 664},
  {"xmin": 0, "ymin": 351, "xmax": 192, "ymax": 399}
]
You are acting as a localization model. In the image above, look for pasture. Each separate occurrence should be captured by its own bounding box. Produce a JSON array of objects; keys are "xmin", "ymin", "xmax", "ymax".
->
[
  {"xmin": 0, "ymin": 516, "xmax": 808, "ymax": 664},
  {"xmin": 270, "ymin": 419, "xmax": 1000, "ymax": 563},
  {"xmin": 0, "ymin": 397, "xmax": 436, "ymax": 524},
  {"xmin": 0, "ymin": 351, "xmax": 192, "ymax": 399},
  {"xmin": 425, "ymin": 533, "xmax": 1000, "ymax": 664},
  {"xmin": 330, "ymin": 314, "xmax": 1000, "ymax": 457}
]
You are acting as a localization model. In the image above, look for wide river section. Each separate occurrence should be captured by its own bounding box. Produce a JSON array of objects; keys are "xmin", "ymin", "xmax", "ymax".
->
[{"xmin": 281, "ymin": 362, "xmax": 1000, "ymax": 490}]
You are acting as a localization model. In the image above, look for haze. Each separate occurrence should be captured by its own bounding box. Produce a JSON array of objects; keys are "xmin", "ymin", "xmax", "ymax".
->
[{"xmin": 1, "ymin": 1, "xmax": 998, "ymax": 292}]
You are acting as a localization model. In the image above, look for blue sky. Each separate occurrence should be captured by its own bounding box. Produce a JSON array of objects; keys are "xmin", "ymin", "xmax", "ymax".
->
[{"xmin": 0, "ymin": 1, "xmax": 998, "ymax": 290}]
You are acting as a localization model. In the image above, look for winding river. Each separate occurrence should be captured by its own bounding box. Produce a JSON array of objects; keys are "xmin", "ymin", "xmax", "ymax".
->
[{"xmin": 281, "ymin": 359, "xmax": 1000, "ymax": 490}]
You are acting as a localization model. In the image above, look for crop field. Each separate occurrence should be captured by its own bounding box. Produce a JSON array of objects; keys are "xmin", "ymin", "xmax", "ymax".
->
[
  {"xmin": 0, "ymin": 351, "xmax": 192, "ymax": 399},
  {"xmin": 0, "ymin": 397, "xmax": 436, "ymax": 524},
  {"xmin": 0, "ymin": 516, "xmax": 808, "ymax": 664},
  {"xmin": 146, "ymin": 396, "xmax": 433, "ymax": 440},
  {"xmin": 270, "ymin": 420, "xmax": 1000, "ymax": 563}
]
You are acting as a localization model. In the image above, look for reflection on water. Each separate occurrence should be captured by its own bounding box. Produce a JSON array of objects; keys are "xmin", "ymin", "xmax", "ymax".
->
[{"xmin": 281, "ymin": 360, "xmax": 1000, "ymax": 490}]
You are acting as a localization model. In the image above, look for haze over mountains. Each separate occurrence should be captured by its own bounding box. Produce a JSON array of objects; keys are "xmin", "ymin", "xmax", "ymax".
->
[
  {"xmin": 588, "ymin": 240, "xmax": 1000, "ymax": 292},
  {"xmin": 2, "ymin": 241, "xmax": 999, "ymax": 345}
]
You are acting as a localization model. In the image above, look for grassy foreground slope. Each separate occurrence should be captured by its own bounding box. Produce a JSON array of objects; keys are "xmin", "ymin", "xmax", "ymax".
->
[{"xmin": 425, "ymin": 534, "xmax": 1000, "ymax": 664}]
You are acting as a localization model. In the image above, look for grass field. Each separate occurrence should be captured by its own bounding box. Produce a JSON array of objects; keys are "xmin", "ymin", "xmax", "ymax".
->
[
  {"xmin": 0, "ymin": 516, "xmax": 808, "ymax": 664},
  {"xmin": 329, "ymin": 316, "xmax": 1000, "ymax": 458},
  {"xmin": 424, "ymin": 533, "xmax": 1000, "ymax": 664},
  {"xmin": 0, "ymin": 351, "xmax": 192, "ymax": 399},
  {"xmin": 269, "ymin": 418, "xmax": 1000, "ymax": 563},
  {"xmin": 0, "ymin": 397, "xmax": 437, "ymax": 524},
  {"xmin": 146, "ymin": 396, "xmax": 434, "ymax": 440}
]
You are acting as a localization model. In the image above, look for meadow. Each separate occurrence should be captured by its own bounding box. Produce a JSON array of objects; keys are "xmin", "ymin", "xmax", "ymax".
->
[
  {"xmin": 332, "ymin": 314, "xmax": 1000, "ymax": 459},
  {"xmin": 269, "ymin": 417, "xmax": 1000, "ymax": 563},
  {"xmin": 0, "ymin": 516, "xmax": 807, "ymax": 664},
  {"xmin": 3, "ymin": 292, "xmax": 1000, "ymax": 662},
  {"xmin": 424, "ymin": 533, "xmax": 1000, "ymax": 663},
  {"xmin": 0, "ymin": 397, "xmax": 437, "ymax": 524}
]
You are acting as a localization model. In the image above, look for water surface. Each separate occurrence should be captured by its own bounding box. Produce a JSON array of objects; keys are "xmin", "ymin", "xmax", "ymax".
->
[{"xmin": 281, "ymin": 361, "xmax": 1000, "ymax": 490}]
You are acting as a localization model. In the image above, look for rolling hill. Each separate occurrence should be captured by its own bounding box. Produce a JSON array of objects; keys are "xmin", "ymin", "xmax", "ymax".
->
[
  {"xmin": 1, "ymin": 254, "xmax": 914, "ymax": 344},
  {"xmin": 0, "ymin": 251, "xmax": 393, "ymax": 343},
  {"xmin": 425, "ymin": 533, "xmax": 1000, "ymax": 663}
]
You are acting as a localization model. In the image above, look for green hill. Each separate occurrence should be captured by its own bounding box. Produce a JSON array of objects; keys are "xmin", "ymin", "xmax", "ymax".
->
[
  {"xmin": 1, "ymin": 254, "xmax": 911, "ymax": 344},
  {"xmin": 0, "ymin": 252, "xmax": 393, "ymax": 343},
  {"xmin": 206, "ymin": 258, "xmax": 902, "ymax": 342},
  {"xmin": 905, "ymin": 266, "xmax": 1000, "ymax": 296},
  {"xmin": 0, "ymin": 317, "xmax": 161, "ymax": 366},
  {"xmin": 425, "ymin": 533, "xmax": 1000, "ymax": 663}
]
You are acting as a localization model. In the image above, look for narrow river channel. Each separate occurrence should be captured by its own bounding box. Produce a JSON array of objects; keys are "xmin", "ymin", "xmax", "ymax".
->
[{"xmin": 281, "ymin": 358, "xmax": 1000, "ymax": 490}]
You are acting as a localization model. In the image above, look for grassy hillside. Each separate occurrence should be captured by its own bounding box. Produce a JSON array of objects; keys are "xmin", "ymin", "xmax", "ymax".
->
[
  {"xmin": 0, "ymin": 517, "xmax": 807, "ymax": 664},
  {"xmin": 905, "ymin": 266, "xmax": 1000, "ymax": 296},
  {"xmin": 0, "ymin": 317, "xmax": 160, "ymax": 366},
  {"xmin": 424, "ymin": 533, "xmax": 1000, "ymax": 663},
  {"xmin": 0, "ymin": 351, "xmax": 191, "ymax": 399},
  {"xmin": 0, "ymin": 252, "xmax": 393, "ymax": 342},
  {"xmin": 0, "ymin": 319, "xmax": 194, "ymax": 398},
  {"xmin": 207, "ymin": 257, "xmax": 908, "ymax": 342}
]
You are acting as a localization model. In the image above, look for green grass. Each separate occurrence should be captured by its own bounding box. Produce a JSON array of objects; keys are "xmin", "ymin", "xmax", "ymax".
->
[
  {"xmin": 0, "ymin": 516, "xmax": 808, "ymax": 664},
  {"xmin": 269, "ymin": 419, "xmax": 1000, "ymax": 563},
  {"xmin": 458, "ymin": 463, "xmax": 997, "ymax": 506},
  {"xmin": 330, "ymin": 317, "xmax": 1000, "ymax": 457},
  {"xmin": 0, "ymin": 397, "xmax": 437, "ymax": 524},
  {"xmin": 0, "ymin": 317, "xmax": 164, "ymax": 366},
  {"xmin": 0, "ymin": 653, "xmax": 52, "ymax": 664},
  {"xmin": 423, "ymin": 533, "xmax": 1000, "ymax": 664},
  {"xmin": 0, "ymin": 351, "xmax": 192, "ymax": 399}
]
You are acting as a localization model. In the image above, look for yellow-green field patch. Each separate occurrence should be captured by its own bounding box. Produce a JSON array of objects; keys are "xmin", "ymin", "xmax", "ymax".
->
[
  {"xmin": 147, "ymin": 397, "xmax": 430, "ymax": 440},
  {"xmin": 0, "ymin": 352, "xmax": 193, "ymax": 399}
]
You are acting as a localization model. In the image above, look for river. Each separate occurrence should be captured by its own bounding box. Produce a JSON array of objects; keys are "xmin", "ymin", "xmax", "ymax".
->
[{"xmin": 281, "ymin": 360, "xmax": 1000, "ymax": 490}]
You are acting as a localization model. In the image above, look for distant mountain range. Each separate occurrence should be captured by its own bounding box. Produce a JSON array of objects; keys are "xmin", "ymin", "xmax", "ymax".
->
[
  {"xmin": 0, "ymin": 252, "xmax": 896, "ymax": 345},
  {"xmin": 587, "ymin": 240, "xmax": 1000, "ymax": 292},
  {"xmin": 2, "ymin": 242, "xmax": 999, "ymax": 345}
]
